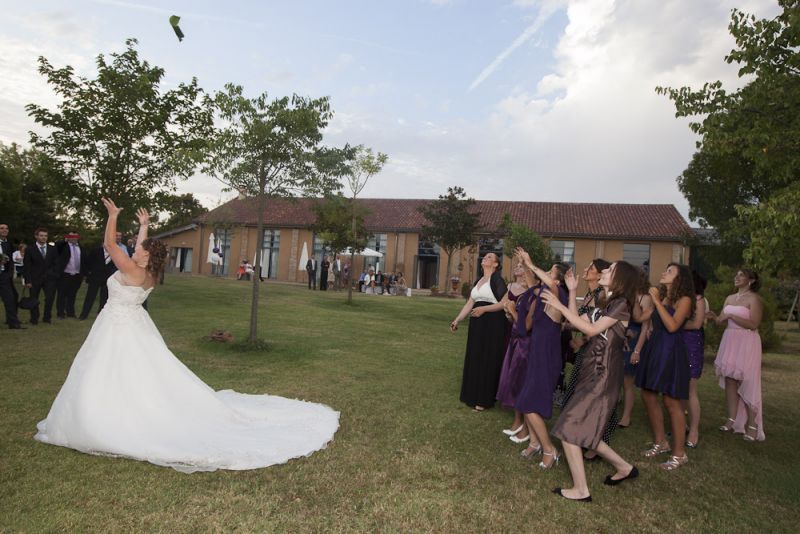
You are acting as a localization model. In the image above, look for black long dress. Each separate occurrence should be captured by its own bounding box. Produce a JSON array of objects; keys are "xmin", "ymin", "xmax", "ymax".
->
[{"xmin": 459, "ymin": 273, "xmax": 508, "ymax": 409}]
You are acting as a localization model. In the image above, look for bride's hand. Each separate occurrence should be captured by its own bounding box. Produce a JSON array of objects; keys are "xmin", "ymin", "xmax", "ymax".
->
[
  {"xmin": 136, "ymin": 208, "xmax": 150, "ymax": 226},
  {"xmin": 101, "ymin": 198, "xmax": 123, "ymax": 217}
]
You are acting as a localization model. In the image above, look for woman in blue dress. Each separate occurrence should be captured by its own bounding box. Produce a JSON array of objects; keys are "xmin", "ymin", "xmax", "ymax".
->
[{"xmin": 635, "ymin": 263, "xmax": 695, "ymax": 471}]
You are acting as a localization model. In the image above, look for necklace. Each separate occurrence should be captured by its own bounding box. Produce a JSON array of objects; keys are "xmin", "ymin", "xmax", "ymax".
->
[{"xmin": 735, "ymin": 290, "xmax": 750, "ymax": 301}]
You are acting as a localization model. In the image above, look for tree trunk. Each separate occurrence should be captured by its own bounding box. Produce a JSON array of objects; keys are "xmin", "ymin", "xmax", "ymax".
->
[
  {"xmin": 443, "ymin": 250, "xmax": 453, "ymax": 297},
  {"xmin": 347, "ymin": 198, "xmax": 357, "ymax": 305},
  {"xmin": 249, "ymin": 187, "xmax": 267, "ymax": 342}
]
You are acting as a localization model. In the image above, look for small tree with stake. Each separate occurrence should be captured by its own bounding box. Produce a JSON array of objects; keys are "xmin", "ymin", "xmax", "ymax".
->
[
  {"xmin": 204, "ymin": 84, "xmax": 348, "ymax": 343},
  {"xmin": 418, "ymin": 186, "xmax": 482, "ymax": 296}
]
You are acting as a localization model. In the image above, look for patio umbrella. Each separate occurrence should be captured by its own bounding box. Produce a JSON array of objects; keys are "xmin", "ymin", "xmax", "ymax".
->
[
  {"xmin": 299, "ymin": 242, "xmax": 309, "ymax": 270},
  {"xmin": 339, "ymin": 247, "xmax": 383, "ymax": 258},
  {"xmin": 206, "ymin": 233, "xmax": 216, "ymax": 264}
]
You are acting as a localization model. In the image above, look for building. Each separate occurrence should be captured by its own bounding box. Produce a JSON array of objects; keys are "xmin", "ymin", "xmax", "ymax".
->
[{"xmin": 153, "ymin": 197, "xmax": 693, "ymax": 292}]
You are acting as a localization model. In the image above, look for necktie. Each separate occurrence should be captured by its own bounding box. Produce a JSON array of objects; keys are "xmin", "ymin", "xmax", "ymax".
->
[{"xmin": 40, "ymin": 245, "xmax": 46, "ymax": 257}]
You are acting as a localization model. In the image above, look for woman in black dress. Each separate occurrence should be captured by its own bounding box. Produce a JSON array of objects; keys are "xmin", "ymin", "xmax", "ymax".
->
[{"xmin": 450, "ymin": 253, "xmax": 508, "ymax": 410}]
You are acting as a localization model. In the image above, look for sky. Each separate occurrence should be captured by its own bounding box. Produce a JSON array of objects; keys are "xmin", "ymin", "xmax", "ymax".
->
[{"xmin": 0, "ymin": 0, "xmax": 782, "ymax": 222}]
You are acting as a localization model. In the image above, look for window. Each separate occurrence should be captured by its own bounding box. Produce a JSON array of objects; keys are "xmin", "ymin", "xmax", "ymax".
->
[
  {"xmin": 550, "ymin": 240, "xmax": 575, "ymax": 270},
  {"xmin": 623, "ymin": 243, "xmax": 651, "ymax": 271},
  {"xmin": 260, "ymin": 229, "xmax": 280, "ymax": 279},
  {"xmin": 364, "ymin": 233, "xmax": 387, "ymax": 271},
  {"xmin": 211, "ymin": 228, "xmax": 231, "ymax": 276}
]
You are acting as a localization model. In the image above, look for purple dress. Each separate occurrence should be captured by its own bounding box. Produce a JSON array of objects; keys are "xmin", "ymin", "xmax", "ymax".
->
[
  {"xmin": 515, "ymin": 286, "xmax": 568, "ymax": 419},
  {"xmin": 682, "ymin": 328, "xmax": 705, "ymax": 379},
  {"xmin": 496, "ymin": 287, "xmax": 536, "ymax": 408}
]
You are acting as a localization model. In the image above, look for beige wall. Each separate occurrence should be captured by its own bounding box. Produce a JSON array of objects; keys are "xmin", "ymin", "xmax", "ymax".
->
[{"xmin": 157, "ymin": 224, "xmax": 689, "ymax": 292}]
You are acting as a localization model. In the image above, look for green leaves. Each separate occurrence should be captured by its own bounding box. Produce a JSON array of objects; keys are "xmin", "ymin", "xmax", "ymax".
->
[
  {"xmin": 658, "ymin": 1, "xmax": 800, "ymax": 275},
  {"xmin": 26, "ymin": 39, "xmax": 213, "ymax": 231}
]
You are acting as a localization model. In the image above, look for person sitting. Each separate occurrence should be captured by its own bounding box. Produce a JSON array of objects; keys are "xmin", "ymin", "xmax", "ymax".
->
[
  {"xmin": 236, "ymin": 260, "xmax": 252, "ymax": 281},
  {"xmin": 396, "ymin": 272, "xmax": 408, "ymax": 296}
]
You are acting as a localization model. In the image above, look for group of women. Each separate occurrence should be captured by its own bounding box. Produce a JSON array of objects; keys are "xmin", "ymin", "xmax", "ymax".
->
[{"xmin": 451, "ymin": 249, "xmax": 765, "ymax": 502}]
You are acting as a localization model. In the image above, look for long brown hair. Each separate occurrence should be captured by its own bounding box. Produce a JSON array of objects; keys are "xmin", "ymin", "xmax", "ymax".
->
[
  {"xmin": 660, "ymin": 263, "xmax": 696, "ymax": 316},
  {"xmin": 141, "ymin": 238, "xmax": 167, "ymax": 280},
  {"xmin": 606, "ymin": 261, "xmax": 638, "ymax": 312}
]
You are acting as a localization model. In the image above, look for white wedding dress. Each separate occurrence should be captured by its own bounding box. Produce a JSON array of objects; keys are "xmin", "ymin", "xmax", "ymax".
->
[{"xmin": 35, "ymin": 273, "xmax": 339, "ymax": 472}]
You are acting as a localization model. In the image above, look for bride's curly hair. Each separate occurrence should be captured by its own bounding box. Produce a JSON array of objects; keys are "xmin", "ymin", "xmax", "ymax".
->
[{"xmin": 141, "ymin": 238, "xmax": 168, "ymax": 279}]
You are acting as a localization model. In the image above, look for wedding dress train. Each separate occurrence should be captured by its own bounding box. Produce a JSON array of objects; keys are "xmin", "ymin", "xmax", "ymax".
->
[{"xmin": 35, "ymin": 274, "xmax": 340, "ymax": 472}]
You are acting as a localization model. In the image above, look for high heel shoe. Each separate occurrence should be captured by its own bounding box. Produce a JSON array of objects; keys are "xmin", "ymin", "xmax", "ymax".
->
[
  {"xmin": 520, "ymin": 444, "xmax": 542, "ymax": 459},
  {"xmin": 502, "ymin": 424, "xmax": 525, "ymax": 436},
  {"xmin": 743, "ymin": 425, "xmax": 758, "ymax": 442},
  {"xmin": 660, "ymin": 454, "xmax": 689, "ymax": 471},
  {"xmin": 509, "ymin": 433, "xmax": 530, "ymax": 444},
  {"xmin": 642, "ymin": 443, "xmax": 671, "ymax": 458},
  {"xmin": 552, "ymin": 488, "xmax": 591, "ymax": 502},
  {"xmin": 718, "ymin": 417, "xmax": 736, "ymax": 432},
  {"xmin": 539, "ymin": 450, "xmax": 560, "ymax": 470}
]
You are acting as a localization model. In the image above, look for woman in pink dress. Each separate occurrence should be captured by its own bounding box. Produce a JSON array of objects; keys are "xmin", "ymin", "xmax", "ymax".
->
[{"xmin": 708, "ymin": 268, "xmax": 765, "ymax": 442}]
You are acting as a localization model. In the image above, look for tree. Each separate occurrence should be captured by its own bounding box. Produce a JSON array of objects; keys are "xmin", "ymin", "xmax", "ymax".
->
[
  {"xmin": 656, "ymin": 1, "xmax": 800, "ymax": 274},
  {"xmin": 26, "ymin": 38, "xmax": 213, "ymax": 231},
  {"xmin": 153, "ymin": 193, "xmax": 208, "ymax": 231},
  {"xmin": 498, "ymin": 213, "xmax": 553, "ymax": 268},
  {"xmin": 341, "ymin": 146, "xmax": 387, "ymax": 304},
  {"xmin": 418, "ymin": 186, "xmax": 482, "ymax": 296},
  {"xmin": 204, "ymin": 84, "xmax": 347, "ymax": 343},
  {"xmin": 0, "ymin": 142, "xmax": 65, "ymax": 242},
  {"xmin": 312, "ymin": 193, "xmax": 369, "ymax": 264}
]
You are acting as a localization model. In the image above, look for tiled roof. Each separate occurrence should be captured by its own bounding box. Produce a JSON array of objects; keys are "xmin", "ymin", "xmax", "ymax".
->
[{"xmin": 198, "ymin": 197, "xmax": 692, "ymax": 241}]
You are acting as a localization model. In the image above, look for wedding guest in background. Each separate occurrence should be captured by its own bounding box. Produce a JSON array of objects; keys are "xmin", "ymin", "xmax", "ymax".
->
[
  {"xmin": 320, "ymin": 255, "xmax": 330, "ymax": 291},
  {"xmin": 79, "ymin": 242, "xmax": 117, "ymax": 320},
  {"xmin": 306, "ymin": 257, "xmax": 317, "ymax": 290},
  {"xmin": 709, "ymin": 268, "xmax": 765, "ymax": 442},
  {"xmin": 682, "ymin": 270, "xmax": 707, "ymax": 448},
  {"xmin": 13, "ymin": 243, "xmax": 26, "ymax": 282},
  {"xmin": 56, "ymin": 231, "xmax": 85, "ymax": 319},
  {"xmin": 396, "ymin": 271, "xmax": 408, "ymax": 296},
  {"xmin": 543, "ymin": 261, "xmax": 640, "ymax": 502},
  {"xmin": 374, "ymin": 270, "xmax": 384, "ymax": 294},
  {"xmin": 514, "ymin": 249, "xmax": 570, "ymax": 468},
  {"xmin": 358, "ymin": 269, "xmax": 366, "ymax": 292},
  {"xmin": 619, "ymin": 269, "xmax": 654, "ymax": 428},
  {"xmin": 496, "ymin": 260, "xmax": 535, "ymax": 443},
  {"xmin": 126, "ymin": 238, "xmax": 136, "ymax": 257},
  {"xmin": 0, "ymin": 223, "xmax": 24, "ymax": 329},
  {"xmin": 333, "ymin": 255, "xmax": 341, "ymax": 290},
  {"xmin": 342, "ymin": 261, "xmax": 351, "ymax": 290},
  {"xmin": 635, "ymin": 263, "xmax": 694, "ymax": 471},
  {"xmin": 450, "ymin": 253, "xmax": 508, "ymax": 411},
  {"xmin": 23, "ymin": 227, "xmax": 59, "ymax": 325}
]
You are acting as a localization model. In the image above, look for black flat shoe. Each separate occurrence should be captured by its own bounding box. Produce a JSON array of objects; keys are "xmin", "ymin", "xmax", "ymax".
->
[
  {"xmin": 552, "ymin": 488, "xmax": 592, "ymax": 502},
  {"xmin": 603, "ymin": 466, "xmax": 639, "ymax": 486},
  {"xmin": 618, "ymin": 423, "xmax": 630, "ymax": 429}
]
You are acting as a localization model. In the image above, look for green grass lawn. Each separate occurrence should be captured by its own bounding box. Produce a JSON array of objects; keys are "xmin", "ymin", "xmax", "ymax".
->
[{"xmin": 2, "ymin": 276, "xmax": 799, "ymax": 531}]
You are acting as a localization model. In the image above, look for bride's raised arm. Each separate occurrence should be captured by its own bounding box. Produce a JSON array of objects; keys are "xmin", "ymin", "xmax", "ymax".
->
[{"xmin": 101, "ymin": 198, "xmax": 140, "ymax": 279}]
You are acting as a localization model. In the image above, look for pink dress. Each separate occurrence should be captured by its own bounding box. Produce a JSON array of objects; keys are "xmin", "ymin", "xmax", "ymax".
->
[{"xmin": 714, "ymin": 305, "xmax": 765, "ymax": 441}]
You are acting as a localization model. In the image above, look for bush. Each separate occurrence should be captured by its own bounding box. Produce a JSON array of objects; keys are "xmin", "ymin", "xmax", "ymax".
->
[
  {"xmin": 704, "ymin": 265, "xmax": 781, "ymax": 351},
  {"xmin": 461, "ymin": 280, "xmax": 472, "ymax": 299}
]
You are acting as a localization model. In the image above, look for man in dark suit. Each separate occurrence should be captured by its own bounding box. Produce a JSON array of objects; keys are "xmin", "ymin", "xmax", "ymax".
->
[
  {"xmin": 23, "ymin": 227, "xmax": 59, "ymax": 324},
  {"xmin": 79, "ymin": 243, "xmax": 116, "ymax": 320},
  {"xmin": 55, "ymin": 232, "xmax": 85, "ymax": 319},
  {"xmin": 0, "ymin": 223, "xmax": 23, "ymax": 329},
  {"xmin": 306, "ymin": 257, "xmax": 317, "ymax": 290},
  {"xmin": 320, "ymin": 255, "xmax": 330, "ymax": 291}
]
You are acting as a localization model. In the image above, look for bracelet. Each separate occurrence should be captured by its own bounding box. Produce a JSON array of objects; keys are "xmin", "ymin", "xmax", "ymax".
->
[{"xmin": 633, "ymin": 350, "xmax": 640, "ymax": 354}]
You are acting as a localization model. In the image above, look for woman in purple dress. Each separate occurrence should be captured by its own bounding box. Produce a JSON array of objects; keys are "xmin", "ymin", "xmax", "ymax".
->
[
  {"xmin": 497, "ymin": 261, "xmax": 536, "ymax": 441},
  {"xmin": 635, "ymin": 263, "xmax": 695, "ymax": 471},
  {"xmin": 543, "ymin": 261, "xmax": 640, "ymax": 502},
  {"xmin": 514, "ymin": 248, "xmax": 570, "ymax": 469}
]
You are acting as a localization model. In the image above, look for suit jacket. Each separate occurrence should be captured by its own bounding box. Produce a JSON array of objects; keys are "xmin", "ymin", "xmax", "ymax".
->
[
  {"xmin": 320, "ymin": 260, "xmax": 330, "ymax": 274},
  {"xmin": 84, "ymin": 245, "xmax": 117, "ymax": 285},
  {"xmin": 306, "ymin": 259, "xmax": 317, "ymax": 273},
  {"xmin": 0, "ymin": 240, "xmax": 13, "ymax": 277},
  {"xmin": 23, "ymin": 243, "xmax": 59, "ymax": 285},
  {"xmin": 55, "ymin": 240, "xmax": 87, "ymax": 276}
]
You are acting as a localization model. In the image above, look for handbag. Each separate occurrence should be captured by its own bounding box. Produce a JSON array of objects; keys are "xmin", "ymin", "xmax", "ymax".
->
[{"xmin": 18, "ymin": 287, "xmax": 38, "ymax": 310}]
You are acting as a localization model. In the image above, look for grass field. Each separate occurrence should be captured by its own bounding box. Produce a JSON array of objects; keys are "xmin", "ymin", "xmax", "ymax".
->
[{"xmin": 1, "ymin": 275, "xmax": 799, "ymax": 532}]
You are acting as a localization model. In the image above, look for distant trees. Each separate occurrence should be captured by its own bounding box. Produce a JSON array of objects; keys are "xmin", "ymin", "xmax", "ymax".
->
[{"xmin": 418, "ymin": 186, "xmax": 482, "ymax": 296}]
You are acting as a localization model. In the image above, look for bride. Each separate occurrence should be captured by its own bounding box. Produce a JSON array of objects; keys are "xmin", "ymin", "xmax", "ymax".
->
[{"xmin": 35, "ymin": 198, "xmax": 339, "ymax": 472}]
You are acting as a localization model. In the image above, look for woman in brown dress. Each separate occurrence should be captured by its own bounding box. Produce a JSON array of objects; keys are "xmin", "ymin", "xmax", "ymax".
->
[{"xmin": 541, "ymin": 261, "xmax": 639, "ymax": 502}]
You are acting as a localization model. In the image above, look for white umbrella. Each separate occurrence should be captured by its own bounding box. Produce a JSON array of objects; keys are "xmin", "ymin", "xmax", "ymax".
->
[
  {"xmin": 206, "ymin": 233, "xmax": 216, "ymax": 264},
  {"xmin": 298, "ymin": 242, "xmax": 309, "ymax": 270},
  {"xmin": 339, "ymin": 246, "xmax": 383, "ymax": 258}
]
